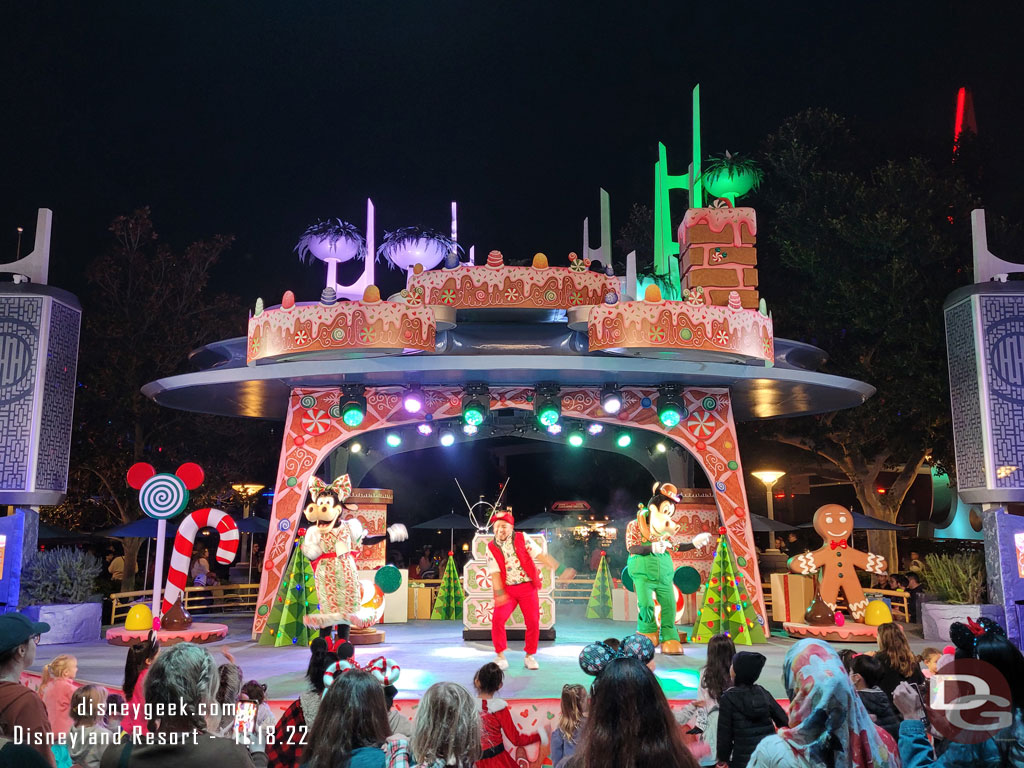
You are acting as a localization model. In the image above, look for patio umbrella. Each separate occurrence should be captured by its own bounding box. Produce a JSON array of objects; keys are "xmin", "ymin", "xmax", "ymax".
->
[
  {"xmin": 749, "ymin": 514, "xmax": 798, "ymax": 533},
  {"xmin": 518, "ymin": 513, "xmax": 583, "ymax": 530},
  {"xmin": 37, "ymin": 523, "xmax": 85, "ymax": 540},
  {"xmin": 412, "ymin": 511, "xmax": 478, "ymax": 551},
  {"xmin": 97, "ymin": 518, "xmax": 179, "ymax": 538}
]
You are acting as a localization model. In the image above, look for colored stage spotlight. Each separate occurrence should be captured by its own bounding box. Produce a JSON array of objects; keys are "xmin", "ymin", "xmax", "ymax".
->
[
  {"xmin": 615, "ymin": 432, "xmax": 632, "ymax": 448},
  {"xmin": 462, "ymin": 397, "xmax": 487, "ymax": 427},
  {"xmin": 546, "ymin": 423, "xmax": 562, "ymax": 435},
  {"xmin": 463, "ymin": 423, "xmax": 478, "ymax": 436},
  {"xmin": 657, "ymin": 386, "xmax": 685, "ymax": 428},
  {"xmin": 587, "ymin": 423, "xmax": 604, "ymax": 435},
  {"xmin": 600, "ymin": 385, "xmax": 622, "ymax": 414},
  {"xmin": 341, "ymin": 394, "xmax": 367, "ymax": 427},
  {"xmin": 385, "ymin": 432, "xmax": 402, "ymax": 448},
  {"xmin": 439, "ymin": 430, "xmax": 456, "ymax": 447},
  {"xmin": 417, "ymin": 423, "xmax": 433, "ymax": 436},
  {"xmin": 534, "ymin": 385, "xmax": 561, "ymax": 427},
  {"xmin": 403, "ymin": 387, "xmax": 424, "ymax": 414},
  {"xmin": 567, "ymin": 430, "xmax": 585, "ymax": 448}
]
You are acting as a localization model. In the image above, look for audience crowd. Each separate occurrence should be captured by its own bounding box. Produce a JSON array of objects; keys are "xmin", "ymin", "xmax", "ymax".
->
[{"xmin": 0, "ymin": 605, "xmax": 1022, "ymax": 768}]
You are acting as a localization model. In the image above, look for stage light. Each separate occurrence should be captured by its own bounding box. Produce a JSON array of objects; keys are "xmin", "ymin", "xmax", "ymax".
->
[
  {"xmin": 417, "ymin": 423, "xmax": 433, "ymax": 436},
  {"xmin": 657, "ymin": 386, "xmax": 685, "ymax": 428},
  {"xmin": 546, "ymin": 423, "xmax": 562, "ymax": 435},
  {"xmin": 616, "ymin": 432, "xmax": 632, "ymax": 448},
  {"xmin": 350, "ymin": 441, "xmax": 362, "ymax": 453},
  {"xmin": 655, "ymin": 442, "xmax": 667, "ymax": 453},
  {"xmin": 600, "ymin": 385, "xmax": 622, "ymax": 414},
  {"xmin": 440, "ymin": 430, "xmax": 456, "ymax": 447},
  {"xmin": 341, "ymin": 394, "xmax": 367, "ymax": 427},
  {"xmin": 567, "ymin": 430, "xmax": 585, "ymax": 447},
  {"xmin": 535, "ymin": 385, "xmax": 561, "ymax": 427},
  {"xmin": 462, "ymin": 398, "xmax": 487, "ymax": 427},
  {"xmin": 403, "ymin": 387, "xmax": 424, "ymax": 414},
  {"xmin": 385, "ymin": 433, "xmax": 402, "ymax": 448},
  {"xmin": 587, "ymin": 423, "xmax": 604, "ymax": 435},
  {"xmin": 463, "ymin": 423, "xmax": 478, "ymax": 436}
]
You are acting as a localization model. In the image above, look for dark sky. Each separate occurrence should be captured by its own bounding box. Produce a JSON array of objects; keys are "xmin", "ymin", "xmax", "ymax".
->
[
  {"xmin": 5, "ymin": 2, "xmax": 1021, "ymax": 302},
  {"xmin": 4, "ymin": 2, "xmax": 1020, "ymax": 530}
]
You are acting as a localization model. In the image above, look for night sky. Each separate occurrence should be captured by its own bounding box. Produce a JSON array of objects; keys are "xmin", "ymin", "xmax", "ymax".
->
[{"xmin": 3, "ymin": 2, "xmax": 1020, "ymax": 529}]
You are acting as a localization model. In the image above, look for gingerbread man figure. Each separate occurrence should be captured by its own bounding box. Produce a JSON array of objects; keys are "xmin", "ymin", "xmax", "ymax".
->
[{"xmin": 788, "ymin": 504, "xmax": 887, "ymax": 621}]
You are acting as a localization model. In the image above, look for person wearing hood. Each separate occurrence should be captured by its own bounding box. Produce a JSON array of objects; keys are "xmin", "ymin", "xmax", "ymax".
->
[
  {"xmin": 0, "ymin": 612, "xmax": 54, "ymax": 767},
  {"xmin": 748, "ymin": 639, "xmax": 899, "ymax": 768},
  {"xmin": 716, "ymin": 652, "xmax": 787, "ymax": 768}
]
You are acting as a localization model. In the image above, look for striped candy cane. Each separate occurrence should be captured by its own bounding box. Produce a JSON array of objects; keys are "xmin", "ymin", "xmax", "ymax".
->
[{"xmin": 162, "ymin": 508, "xmax": 239, "ymax": 617}]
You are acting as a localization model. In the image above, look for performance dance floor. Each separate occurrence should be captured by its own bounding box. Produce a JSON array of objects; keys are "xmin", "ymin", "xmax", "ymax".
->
[{"xmin": 35, "ymin": 606, "xmax": 937, "ymax": 703}]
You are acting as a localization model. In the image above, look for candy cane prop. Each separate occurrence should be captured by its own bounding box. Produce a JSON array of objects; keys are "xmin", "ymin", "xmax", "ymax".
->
[{"xmin": 162, "ymin": 508, "xmax": 239, "ymax": 616}]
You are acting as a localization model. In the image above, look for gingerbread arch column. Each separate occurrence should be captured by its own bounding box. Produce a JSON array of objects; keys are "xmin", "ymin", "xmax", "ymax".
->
[{"xmin": 558, "ymin": 386, "xmax": 767, "ymax": 630}]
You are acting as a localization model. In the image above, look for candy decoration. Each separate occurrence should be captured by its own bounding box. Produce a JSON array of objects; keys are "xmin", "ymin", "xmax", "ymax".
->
[
  {"xmin": 487, "ymin": 250, "xmax": 504, "ymax": 268},
  {"xmin": 320, "ymin": 287, "xmax": 338, "ymax": 305},
  {"xmin": 127, "ymin": 463, "xmax": 156, "ymax": 490},
  {"xmin": 728, "ymin": 291, "xmax": 743, "ymax": 310},
  {"xmin": 644, "ymin": 284, "xmax": 663, "ymax": 302},
  {"xmin": 162, "ymin": 507, "xmax": 239, "ymax": 617},
  {"xmin": 362, "ymin": 285, "xmax": 381, "ymax": 303},
  {"xmin": 532, "ymin": 253, "xmax": 549, "ymax": 269},
  {"xmin": 282, "ymin": 291, "xmax": 295, "ymax": 310},
  {"xmin": 301, "ymin": 409, "xmax": 331, "ymax": 435},
  {"xmin": 687, "ymin": 411, "xmax": 716, "ymax": 438},
  {"xmin": 323, "ymin": 659, "xmax": 359, "ymax": 688},
  {"xmin": 139, "ymin": 474, "xmax": 189, "ymax": 520},
  {"xmin": 254, "ymin": 298, "xmax": 264, "ymax": 316},
  {"xmin": 374, "ymin": 565, "xmax": 403, "ymax": 594},
  {"xmin": 364, "ymin": 656, "xmax": 401, "ymax": 686}
]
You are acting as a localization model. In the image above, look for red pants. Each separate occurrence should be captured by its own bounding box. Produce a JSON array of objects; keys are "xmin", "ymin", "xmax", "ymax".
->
[{"xmin": 491, "ymin": 581, "xmax": 540, "ymax": 655}]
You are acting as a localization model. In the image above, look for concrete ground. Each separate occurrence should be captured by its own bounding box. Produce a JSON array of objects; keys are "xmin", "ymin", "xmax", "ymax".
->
[{"xmin": 35, "ymin": 605, "xmax": 937, "ymax": 701}]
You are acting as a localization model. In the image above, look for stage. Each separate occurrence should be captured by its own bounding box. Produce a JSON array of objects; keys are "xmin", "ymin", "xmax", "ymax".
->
[{"xmin": 34, "ymin": 606, "xmax": 938, "ymax": 708}]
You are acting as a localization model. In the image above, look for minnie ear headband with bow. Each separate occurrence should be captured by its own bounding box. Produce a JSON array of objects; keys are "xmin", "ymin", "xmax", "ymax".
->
[
  {"xmin": 323, "ymin": 656, "xmax": 401, "ymax": 695},
  {"xmin": 949, "ymin": 616, "xmax": 1005, "ymax": 656},
  {"xmin": 579, "ymin": 634, "xmax": 656, "ymax": 676},
  {"xmin": 308, "ymin": 474, "xmax": 356, "ymax": 507}
]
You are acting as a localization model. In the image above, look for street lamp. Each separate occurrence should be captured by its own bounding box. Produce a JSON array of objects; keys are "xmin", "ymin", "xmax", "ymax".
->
[{"xmin": 751, "ymin": 470, "xmax": 786, "ymax": 553}]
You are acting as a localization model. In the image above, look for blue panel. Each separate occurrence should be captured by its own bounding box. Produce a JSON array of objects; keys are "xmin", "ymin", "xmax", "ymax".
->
[
  {"xmin": 0, "ymin": 297, "xmax": 43, "ymax": 492},
  {"xmin": 0, "ymin": 510, "xmax": 28, "ymax": 610}
]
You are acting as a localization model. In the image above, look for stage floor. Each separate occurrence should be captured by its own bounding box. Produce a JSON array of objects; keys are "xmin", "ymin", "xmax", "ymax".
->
[{"xmin": 36, "ymin": 606, "xmax": 938, "ymax": 702}]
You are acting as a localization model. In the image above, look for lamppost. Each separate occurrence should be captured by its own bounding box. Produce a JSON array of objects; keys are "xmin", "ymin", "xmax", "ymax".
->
[
  {"xmin": 232, "ymin": 483, "xmax": 265, "ymax": 576},
  {"xmin": 751, "ymin": 470, "xmax": 786, "ymax": 553}
]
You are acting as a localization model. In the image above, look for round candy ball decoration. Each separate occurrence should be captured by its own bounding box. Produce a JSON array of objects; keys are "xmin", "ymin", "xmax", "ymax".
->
[
  {"xmin": 139, "ymin": 473, "xmax": 190, "ymax": 519},
  {"xmin": 374, "ymin": 565, "xmax": 403, "ymax": 594},
  {"xmin": 863, "ymin": 599, "xmax": 893, "ymax": 627},
  {"xmin": 673, "ymin": 566, "xmax": 702, "ymax": 595},
  {"xmin": 300, "ymin": 395, "xmax": 317, "ymax": 408},
  {"xmin": 702, "ymin": 396, "xmax": 718, "ymax": 411},
  {"xmin": 301, "ymin": 409, "xmax": 331, "ymax": 435}
]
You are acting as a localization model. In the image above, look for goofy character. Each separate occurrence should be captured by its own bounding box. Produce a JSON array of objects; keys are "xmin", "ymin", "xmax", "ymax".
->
[
  {"xmin": 301, "ymin": 473, "xmax": 407, "ymax": 643},
  {"xmin": 487, "ymin": 508, "xmax": 575, "ymax": 671},
  {"xmin": 626, "ymin": 482, "xmax": 712, "ymax": 654}
]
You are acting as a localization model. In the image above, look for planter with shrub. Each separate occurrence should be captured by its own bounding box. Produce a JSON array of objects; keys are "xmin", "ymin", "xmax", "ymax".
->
[
  {"xmin": 920, "ymin": 552, "xmax": 1002, "ymax": 641},
  {"xmin": 20, "ymin": 547, "xmax": 104, "ymax": 644}
]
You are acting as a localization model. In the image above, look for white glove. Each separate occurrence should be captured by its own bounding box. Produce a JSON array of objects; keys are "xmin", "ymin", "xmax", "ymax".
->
[
  {"xmin": 692, "ymin": 532, "xmax": 713, "ymax": 549},
  {"xmin": 651, "ymin": 540, "xmax": 669, "ymax": 554},
  {"xmin": 301, "ymin": 527, "xmax": 323, "ymax": 561},
  {"xmin": 387, "ymin": 523, "xmax": 409, "ymax": 542}
]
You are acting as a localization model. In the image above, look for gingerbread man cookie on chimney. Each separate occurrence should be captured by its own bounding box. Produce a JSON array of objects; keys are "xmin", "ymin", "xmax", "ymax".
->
[{"xmin": 788, "ymin": 504, "xmax": 887, "ymax": 621}]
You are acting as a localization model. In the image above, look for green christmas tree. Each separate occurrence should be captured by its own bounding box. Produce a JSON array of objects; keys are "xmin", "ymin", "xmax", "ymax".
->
[
  {"xmin": 691, "ymin": 531, "xmax": 766, "ymax": 645},
  {"xmin": 430, "ymin": 555, "xmax": 465, "ymax": 620},
  {"xmin": 259, "ymin": 536, "xmax": 318, "ymax": 647},
  {"xmin": 586, "ymin": 554, "xmax": 613, "ymax": 619}
]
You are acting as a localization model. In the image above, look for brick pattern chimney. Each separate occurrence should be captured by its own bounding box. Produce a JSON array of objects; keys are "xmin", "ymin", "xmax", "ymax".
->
[{"xmin": 680, "ymin": 207, "xmax": 759, "ymax": 309}]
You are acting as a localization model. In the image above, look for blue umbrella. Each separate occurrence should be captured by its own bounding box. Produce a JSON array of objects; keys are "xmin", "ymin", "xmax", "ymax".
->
[
  {"xmin": 97, "ymin": 518, "xmax": 180, "ymax": 538},
  {"xmin": 236, "ymin": 516, "xmax": 270, "ymax": 534}
]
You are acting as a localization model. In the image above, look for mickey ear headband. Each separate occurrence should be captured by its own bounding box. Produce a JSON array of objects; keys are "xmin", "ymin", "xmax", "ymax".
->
[
  {"xmin": 579, "ymin": 634, "xmax": 656, "ymax": 676},
  {"xmin": 322, "ymin": 656, "xmax": 401, "ymax": 694},
  {"xmin": 949, "ymin": 616, "xmax": 1005, "ymax": 654}
]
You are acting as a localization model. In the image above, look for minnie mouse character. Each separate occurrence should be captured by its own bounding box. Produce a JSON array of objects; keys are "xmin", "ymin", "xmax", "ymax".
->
[{"xmin": 302, "ymin": 474, "xmax": 407, "ymax": 642}]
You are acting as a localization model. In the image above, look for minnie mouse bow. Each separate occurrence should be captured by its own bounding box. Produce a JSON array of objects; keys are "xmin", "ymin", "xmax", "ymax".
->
[
  {"xmin": 579, "ymin": 634, "xmax": 655, "ymax": 676},
  {"xmin": 949, "ymin": 615, "xmax": 1005, "ymax": 654},
  {"xmin": 308, "ymin": 474, "xmax": 354, "ymax": 502}
]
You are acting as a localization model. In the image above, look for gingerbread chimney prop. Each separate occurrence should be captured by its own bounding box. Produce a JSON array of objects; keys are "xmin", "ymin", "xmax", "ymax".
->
[{"xmin": 680, "ymin": 206, "xmax": 759, "ymax": 309}]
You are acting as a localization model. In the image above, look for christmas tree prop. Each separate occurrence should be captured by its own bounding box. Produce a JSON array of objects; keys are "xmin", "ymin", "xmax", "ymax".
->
[
  {"xmin": 259, "ymin": 536, "xmax": 318, "ymax": 647},
  {"xmin": 691, "ymin": 527, "xmax": 766, "ymax": 645},
  {"xmin": 586, "ymin": 554, "xmax": 613, "ymax": 619},
  {"xmin": 430, "ymin": 554, "xmax": 465, "ymax": 620}
]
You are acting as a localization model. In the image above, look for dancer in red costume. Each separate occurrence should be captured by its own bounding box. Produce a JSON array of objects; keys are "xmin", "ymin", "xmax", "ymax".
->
[{"xmin": 487, "ymin": 509, "xmax": 574, "ymax": 671}]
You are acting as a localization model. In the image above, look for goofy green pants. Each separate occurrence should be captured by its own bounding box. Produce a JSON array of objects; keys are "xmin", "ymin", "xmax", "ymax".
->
[{"xmin": 627, "ymin": 550, "xmax": 679, "ymax": 642}]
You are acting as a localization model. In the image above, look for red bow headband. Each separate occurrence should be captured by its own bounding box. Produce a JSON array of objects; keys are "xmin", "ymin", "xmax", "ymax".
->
[{"xmin": 309, "ymin": 474, "xmax": 354, "ymax": 503}]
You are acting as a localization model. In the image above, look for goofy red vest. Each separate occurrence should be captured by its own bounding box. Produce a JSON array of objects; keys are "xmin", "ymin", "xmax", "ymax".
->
[{"xmin": 486, "ymin": 508, "xmax": 574, "ymax": 671}]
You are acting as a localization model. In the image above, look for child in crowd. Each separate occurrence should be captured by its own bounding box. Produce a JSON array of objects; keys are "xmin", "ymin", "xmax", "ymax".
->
[
  {"xmin": 266, "ymin": 638, "xmax": 338, "ymax": 768},
  {"xmin": 849, "ymin": 654, "xmax": 900, "ymax": 742},
  {"xmin": 550, "ymin": 683, "xmax": 586, "ymax": 768},
  {"xmin": 68, "ymin": 684, "xmax": 112, "ymax": 768},
  {"xmin": 39, "ymin": 654, "xmax": 78, "ymax": 734},
  {"xmin": 384, "ymin": 682, "xmax": 413, "ymax": 737},
  {"xmin": 676, "ymin": 633, "xmax": 735, "ymax": 764},
  {"xmin": 717, "ymin": 652, "xmax": 788, "ymax": 768},
  {"xmin": 103, "ymin": 693, "xmax": 125, "ymax": 733},
  {"xmin": 121, "ymin": 631, "xmax": 160, "ymax": 735},
  {"xmin": 473, "ymin": 662, "xmax": 547, "ymax": 768},
  {"xmin": 918, "ymin": 647, "xmax": 942, "ymax": 678},
  {"xmin": 241, "ymin": 680, "xmax": 276, "ymax": 732}
]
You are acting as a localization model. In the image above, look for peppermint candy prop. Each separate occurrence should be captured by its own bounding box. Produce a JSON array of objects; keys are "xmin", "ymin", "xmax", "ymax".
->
[
  {"xmin": 162, "ymin": 507, "xmax": 239, "ymax": 625},
  {"xmin": 126, "ymin": 462, "xmax": 205, "ymax": 624}
]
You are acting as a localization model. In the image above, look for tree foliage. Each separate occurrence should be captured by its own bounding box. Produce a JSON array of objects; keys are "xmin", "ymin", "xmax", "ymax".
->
[{"xmin": 47, "ymin": 208, "xmax": 277, "ymax": 589}]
